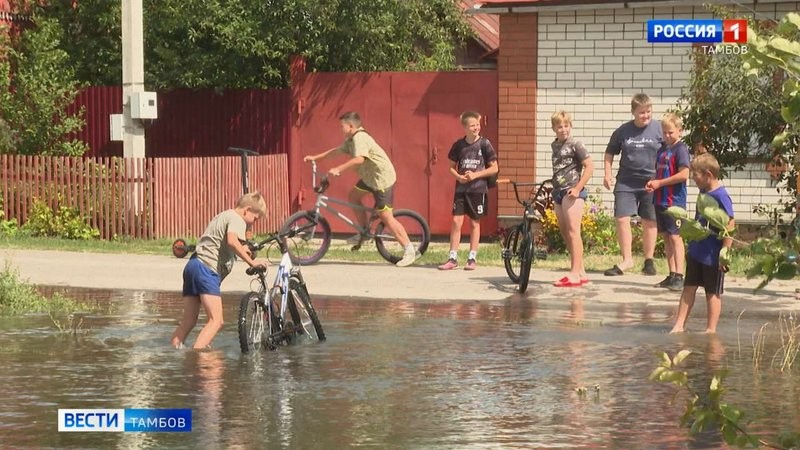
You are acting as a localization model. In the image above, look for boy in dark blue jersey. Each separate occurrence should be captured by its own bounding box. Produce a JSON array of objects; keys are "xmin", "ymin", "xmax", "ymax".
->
[
  {"xmin": 438, "ymin": 111, "xmax": 498, "ymax": 270},
  {"xmin": 670, "ymin": 153, "xmax": 734, "ymax": 334},
  {"xmin": 646, "ymin": 113, "xmax": 690, "ymax": 290}
]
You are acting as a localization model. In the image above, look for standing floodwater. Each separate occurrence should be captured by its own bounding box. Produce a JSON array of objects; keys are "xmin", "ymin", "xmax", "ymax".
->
[{"xmin": 1, "ymin": 287, "xmax": 799, "ymax": 448}]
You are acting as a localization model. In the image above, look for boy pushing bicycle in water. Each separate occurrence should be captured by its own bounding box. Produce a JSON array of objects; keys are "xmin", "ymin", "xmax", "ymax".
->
[{"xmin": 303, "ymin": 112, "xmax": 419, "ymax": 267}]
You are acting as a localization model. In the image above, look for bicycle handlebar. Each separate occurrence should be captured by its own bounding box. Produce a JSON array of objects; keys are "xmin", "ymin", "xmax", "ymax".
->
[
  {"xmin": 245, "ymin": 227, "xmax": 301, "ymax": 254},
  {"xmin": 503, "ymin": 178, "xmax": 554, "ymax": 209}
]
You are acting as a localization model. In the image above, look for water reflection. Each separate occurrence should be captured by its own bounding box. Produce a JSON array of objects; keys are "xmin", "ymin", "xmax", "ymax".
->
[{"xmin": 0, "ymin": 287, "xmax": 798, "ymax": 448}]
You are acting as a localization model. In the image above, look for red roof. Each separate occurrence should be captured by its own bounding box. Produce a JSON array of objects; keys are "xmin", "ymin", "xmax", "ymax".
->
[{"xmin": 460, "ymin": 0, "xmax": 499, "ymax": 52}]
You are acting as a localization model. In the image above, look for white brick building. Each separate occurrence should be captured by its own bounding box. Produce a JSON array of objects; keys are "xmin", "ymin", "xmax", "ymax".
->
[{"xmin": 477, "ymin": 0, "xmax": 798, "ymax": 224}]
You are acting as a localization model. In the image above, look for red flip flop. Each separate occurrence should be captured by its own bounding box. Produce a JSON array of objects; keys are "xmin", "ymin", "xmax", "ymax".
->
[{"xmin": 553, "ymin": 276, "xmax": 582, "ymax": 287}]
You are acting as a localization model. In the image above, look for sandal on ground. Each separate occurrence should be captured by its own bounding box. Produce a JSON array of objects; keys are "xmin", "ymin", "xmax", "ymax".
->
[
  {"xmin": 553, "ymin": 276, "xmax": 582, "ymax": 287},
  {"xmin": 603, "ymin": 265, "xmax": 624, "ymax": 276}
]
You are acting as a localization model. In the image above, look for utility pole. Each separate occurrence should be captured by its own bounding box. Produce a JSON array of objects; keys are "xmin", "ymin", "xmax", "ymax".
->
[{"xmin": 121, "ymin": 0, "xmax": 145, "ymax": 158}]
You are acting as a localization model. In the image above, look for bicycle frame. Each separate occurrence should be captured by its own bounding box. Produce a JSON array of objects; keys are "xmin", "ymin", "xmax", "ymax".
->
[
  {"xmin": 307, "ymin": 161, "xmax": 389, "ymax": 239},
  {"xmin": 250, "ymin": 236, "xmax": 298, "ymax": 342}
]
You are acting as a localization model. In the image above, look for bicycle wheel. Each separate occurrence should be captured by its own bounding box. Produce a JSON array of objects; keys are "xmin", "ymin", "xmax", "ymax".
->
[
  {"xmin": 280, "ymin": 211, "xmax": 331, "ymax": 265},
  {"xmin": 503, "ymin": 225, "xmax": 524, "ymax": 283},
  {"xmin": 238, "ymin": 292, "xmax": 269, "ymax": 353},
  {"xmin": 518, "ymin": 233, "xmax": 534, "ymax": 294},
  {"xmin": 286, "ymin": 277, "xmax": 325, "ymax": 343},
  {"xmin": 374, "ymin": 209, "xmax": 431, "ymax": 264}
]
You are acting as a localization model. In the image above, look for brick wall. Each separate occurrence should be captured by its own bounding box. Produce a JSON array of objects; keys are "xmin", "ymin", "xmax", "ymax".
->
[
  {"xmin": 497, "ymin": 14, "xmax": 538, "ymax": 218},
  {"xmin": 497, "ymin": 2, "xmax": 798, "ymax": 223}
]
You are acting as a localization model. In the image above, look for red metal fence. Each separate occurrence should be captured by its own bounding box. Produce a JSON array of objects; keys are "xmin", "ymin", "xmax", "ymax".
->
[
  {"xmin": 69, "ymin": 86, "xmax": 291, "ymax": 158},
  {"xmin": 0, "ymin": 154, "xmax": 289, "ymax": 240}
]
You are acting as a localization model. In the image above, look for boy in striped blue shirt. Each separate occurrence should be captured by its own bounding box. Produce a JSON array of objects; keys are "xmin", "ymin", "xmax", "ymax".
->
[{"xmin": 645, "ymin": 113, "xmax": 690, "ymax": 290}]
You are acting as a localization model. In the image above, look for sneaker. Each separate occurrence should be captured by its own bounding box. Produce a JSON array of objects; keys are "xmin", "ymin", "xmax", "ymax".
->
[
  {"xmin": 655, "ymin": 274, "xmax": 674, "ymax": 288},
  {"xmin": 464, "ymin": 259, "xmax": 477, "ymax": 270},
  {"xmin": 666, "ymin": 275, "xmax": 684, "ymax": 291},
  {"xmin": 396, "ymin": 247, "xmax": 419, "ymax": 267},
  {"xmin": 438, "ymin": 258, "xmax": 458, "ymax": 270},
  {"xmin": 642, "ymin": 258, "xmax": 657, "ymax": 276}
]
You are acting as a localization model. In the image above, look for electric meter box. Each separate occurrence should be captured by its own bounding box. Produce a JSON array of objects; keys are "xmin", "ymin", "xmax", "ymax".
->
[
  {"xmin": 110, "ymin": 114, "xmax": 123, "ymax": 141},
  {"xmin": 130, "ymin": 91, "xmax": 158, "ymax": 119}
]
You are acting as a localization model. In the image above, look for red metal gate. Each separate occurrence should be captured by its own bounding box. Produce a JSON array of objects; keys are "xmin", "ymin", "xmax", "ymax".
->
[{"xmin": 289, "ymin": 60, "xmax": 498, "ymax": 236}]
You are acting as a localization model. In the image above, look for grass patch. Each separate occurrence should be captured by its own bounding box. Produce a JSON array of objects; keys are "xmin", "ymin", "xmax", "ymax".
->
[
  {"xmin": 0, "ymin": 263, "xmax": 87, "ymax": 316},
  {"xmin": 0, "ymin": 235, "xmax": 175, "ymax": 255}
]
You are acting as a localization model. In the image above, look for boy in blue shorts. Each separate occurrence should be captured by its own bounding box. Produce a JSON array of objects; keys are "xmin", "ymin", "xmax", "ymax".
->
[
  {"xmin": 670, "ymin": 153, "xmax": 734, "ymax": 334},
  {"xmin": 171, "ymin": 192, "xmax": 268, "ymax": 349},
  {"xmin": 646, "ymin": 113, "xmax": 690, "ymax": 291}
]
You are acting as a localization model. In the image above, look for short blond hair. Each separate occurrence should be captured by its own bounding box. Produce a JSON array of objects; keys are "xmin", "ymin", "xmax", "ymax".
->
[
  {"xmin": 631, "ymin": 93, "xmax": 652, "ymax": 111},
  {"xmin": 236, "ymin": 191, "xmax": 267, "ymax": 216},
  {"xmin": 690, "ymin": 153, "xmax": 721, "ymax": 178},
  {"xmin": 551, "ymin": 110, "xmax": 572, "ymax": 128},
  {"xmin": 662, "ymin": 112, "xmax": 683, "ymax": 130},
  {"xmin": 460, "ymin": 111, "xmax": 481, "ymax": 125}
]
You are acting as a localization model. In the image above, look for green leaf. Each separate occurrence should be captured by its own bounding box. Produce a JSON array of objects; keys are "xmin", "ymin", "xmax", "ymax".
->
[
  {"xmin": 769, "ymin": 36, "xmax": 800, "ymax": 58},
  {"xmin": 777, "ymin": 13, "xmax": 800, "ymax": 34},
  {"xmin": 649, "ymin": 366, "xmax": 667, "ymax": 381},
  {"xmin": 774, "ymin": 262, "xmax": 797, "ymax": 280},
  {"xmin": 664, "ymin": 206, "xmax": 689, "ymax": 220},
  {"xmin": 673, "ymin": 349, "xmax": 692, "ymax": 366},
  {"xmin": 721, "ymin": 424, "xmax": 738, "ymax": 444},
  {"xmin": 781, "ymin": 105, "xmax": 794, "ymax": 123},
  {"xmin": 660, "ymin": 351, "xmax": 672, "ymax": 367},
  {"xmin": 772, "ymin": 130, "xmax": 789, "ymax": 149}
]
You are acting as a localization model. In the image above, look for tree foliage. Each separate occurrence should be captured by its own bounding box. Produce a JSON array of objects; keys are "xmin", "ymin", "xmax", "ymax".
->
[
  {"xmin": 738, "ymin": 12, "xmax": 800, "ymax": 285},
  {"xmin": 43, "ymin": 0, "xmax": 473, "ymax": 89},
  {"xmin": 0, "ymin": 16, "xmax": 88, "ymax": 156},
  {"xmin": 674, "ymin": 47, "xmax": 784, "ymax": 175}
]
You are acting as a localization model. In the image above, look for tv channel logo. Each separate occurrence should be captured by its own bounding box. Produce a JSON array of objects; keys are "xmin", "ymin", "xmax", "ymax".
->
[
  {"xmin": 647, "ymin": 19, "xmax": 747, "ymax": 44},
  {"xmin": 58, "ymin": 408, "xmax": 192, "ymax": 432}
]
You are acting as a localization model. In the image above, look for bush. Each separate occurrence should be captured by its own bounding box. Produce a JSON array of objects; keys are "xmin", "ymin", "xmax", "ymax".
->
[
  {"xmin": 0, "ymin": 263, "xmax": 84, "ymax": 316},
  {"xmin": 22, "ymin": 198, "xmax": 100, "ymax": 240}
]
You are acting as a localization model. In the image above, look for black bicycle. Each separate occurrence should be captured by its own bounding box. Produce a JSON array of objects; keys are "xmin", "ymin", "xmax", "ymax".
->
[
  {"xmin": 238, "ymin": 229, "xmax": 325, "ymax": 353},
  {"xmin": 500, "ymin": 179, "xmax": 554, "ymax": 293}
]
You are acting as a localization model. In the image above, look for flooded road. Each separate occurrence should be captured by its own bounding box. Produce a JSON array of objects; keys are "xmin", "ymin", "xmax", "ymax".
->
[{"xmin": 1, "ymin": 287, "xmax": 799, "ymax": 448}]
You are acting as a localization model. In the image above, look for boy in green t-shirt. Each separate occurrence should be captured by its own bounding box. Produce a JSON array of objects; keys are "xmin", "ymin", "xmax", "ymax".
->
[{"xmin": 304, "ymin": 112, "xmax": 419, "ymax": 267}]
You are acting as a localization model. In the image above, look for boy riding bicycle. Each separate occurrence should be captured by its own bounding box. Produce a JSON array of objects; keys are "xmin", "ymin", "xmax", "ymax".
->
[{"xmin": 303, "ymin": 111, "xmax": 419, "ymax": 267}]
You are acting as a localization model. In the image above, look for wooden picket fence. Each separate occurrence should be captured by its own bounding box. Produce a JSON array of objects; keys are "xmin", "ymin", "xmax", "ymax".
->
[{"xmin": 0, "ymin": 154, "xmax": 289, "ymax": 240}]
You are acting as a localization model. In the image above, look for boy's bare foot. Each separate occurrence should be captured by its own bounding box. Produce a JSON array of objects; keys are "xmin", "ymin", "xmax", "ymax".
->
[
  {"xmin": 669, "ymin": 328, "xmax": 685, "ymax": 334},
  {"xmin": 703, "ymin": 329, "xmax": 717, "ymax": 334}
]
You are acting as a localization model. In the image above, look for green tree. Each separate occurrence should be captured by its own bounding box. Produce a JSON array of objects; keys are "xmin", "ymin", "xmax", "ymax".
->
[
  {"xmin": 43, "ymin": 0, "xmax": 473, "ymax": 89},
  {"xmin": 674, "ymin": 47, "xmax": 784, "ymax": 174},
  {"xmin": 0, "ymin": 16, "xmax": 88, "ymax": 156},
  {"xmin": 737, "ymin": 13, "xmax": 800, "ymax": 286}
]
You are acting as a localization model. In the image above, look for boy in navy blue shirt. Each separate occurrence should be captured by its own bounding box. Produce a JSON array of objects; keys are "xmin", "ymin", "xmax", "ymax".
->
[
  {"xmin": 646, "ymin": 113, "xmax": 690, "ymax": 290},
  {"xmin": 670, "ymin": 153, "xmax": 734, "ymax": 334}
]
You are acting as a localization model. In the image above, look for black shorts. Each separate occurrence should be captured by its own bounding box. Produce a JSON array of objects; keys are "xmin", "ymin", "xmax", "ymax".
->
[
  {"xmin": 355, "ymin": 180, "xmax": 395, "ymax": 211},
  {"xmin": 685, "ymin": 254, "xmax": 725, "ymax": 295},
  {"xmin": 452, "ymin": 192, "xmax": 487, "ymax": 220},
  {"xmin": 655, "ymin": 205, "xmax": 681, "ymax": 235}
]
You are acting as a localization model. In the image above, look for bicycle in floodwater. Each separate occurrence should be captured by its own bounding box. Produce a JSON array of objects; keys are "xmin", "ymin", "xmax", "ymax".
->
[
  {"xmin": 279, "ymin": 161, "xmax": 431, "ymax": 265},
  {"xmin": 238, "ymin": 228, "xmax": 325, "ymax": 353}
]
